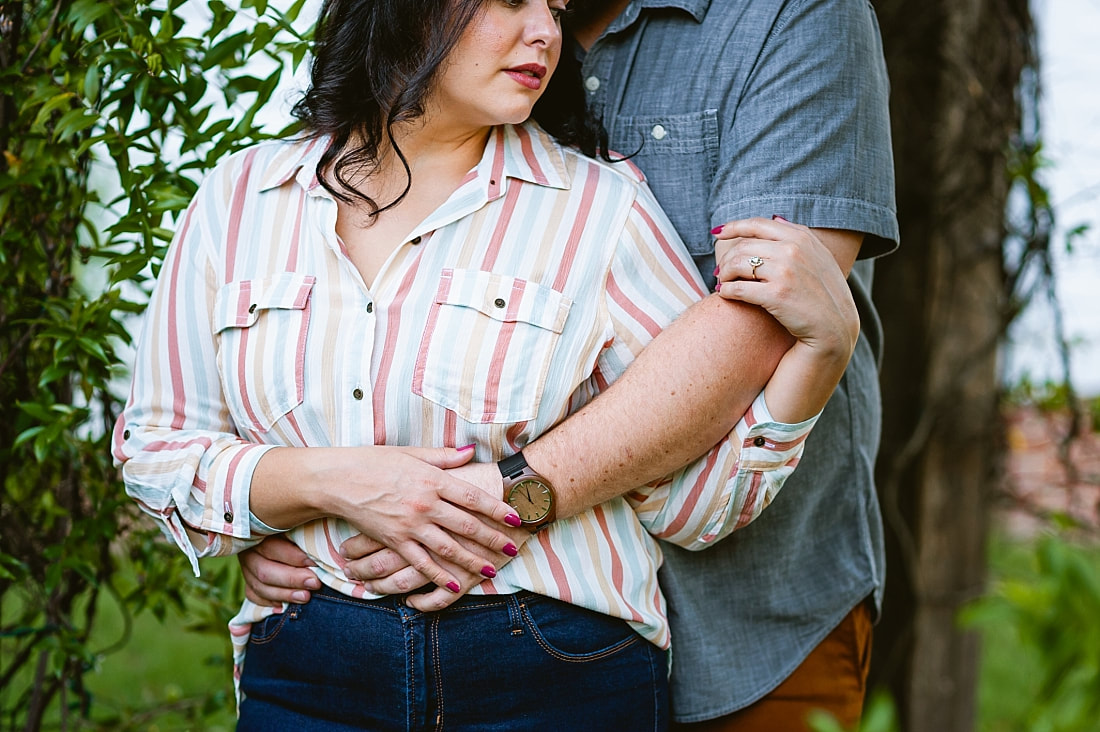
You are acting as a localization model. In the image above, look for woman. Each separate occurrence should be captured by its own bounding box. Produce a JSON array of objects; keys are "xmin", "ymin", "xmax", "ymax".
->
[{"xmin": 113, "ymin": 0, "xmax": 859, "ymax": 729}]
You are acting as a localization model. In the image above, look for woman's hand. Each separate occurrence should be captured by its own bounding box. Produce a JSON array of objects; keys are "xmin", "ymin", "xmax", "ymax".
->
[
  {"xmin": 340, "ymin": 461, "xmax": 530, "ymax": 611},
  {"xmin": 252, "ymin": 445, "xmax": 523, "ymax": 595},
  {"xmin": 712, "ymin": 217, "xmax": 860, "ymax": 422}
]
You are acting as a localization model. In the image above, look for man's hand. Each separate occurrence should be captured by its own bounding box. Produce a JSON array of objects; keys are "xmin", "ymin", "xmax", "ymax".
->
[{"xmin": 240, "ymin": 534, "xmax": 322, "ymax": 606}]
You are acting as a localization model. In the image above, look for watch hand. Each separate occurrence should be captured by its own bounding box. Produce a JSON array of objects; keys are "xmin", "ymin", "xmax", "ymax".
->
[{"xmin": 523, "ymin": 485, "xmax": 533, "ymax": 502}]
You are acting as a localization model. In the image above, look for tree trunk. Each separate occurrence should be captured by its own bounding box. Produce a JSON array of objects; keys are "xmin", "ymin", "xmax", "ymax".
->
[{"xmin": 871, "ymin": 1, "xmax": 1033, "ymax": 730}]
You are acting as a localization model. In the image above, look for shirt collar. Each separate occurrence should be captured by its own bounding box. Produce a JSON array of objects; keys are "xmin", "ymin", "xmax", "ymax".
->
[
  {"xmin": 483, "ymin": 122, "xmax": 570, "ymax": 199},
  {"xmin": 258, "ymin": 136, "xmax": 327, "ymax": 193},
  {"xmin": 605, "ymin": 0, "xmax": 710, "ymax": 33},
  {"xmin": 256, "ymin": 122, "xmax": 570, "ymax": 197}
]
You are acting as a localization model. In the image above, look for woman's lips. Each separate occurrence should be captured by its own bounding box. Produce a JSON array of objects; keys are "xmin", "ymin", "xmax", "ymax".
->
[{"xmin": 504, "ymin": 63, "xmax": 547, "ymax": 90}]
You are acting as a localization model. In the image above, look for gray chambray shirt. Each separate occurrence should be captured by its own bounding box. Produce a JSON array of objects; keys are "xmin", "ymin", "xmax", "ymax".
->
[{"xmin": 578, "ymin": 0, "xmax": 899, "ymax": 721}]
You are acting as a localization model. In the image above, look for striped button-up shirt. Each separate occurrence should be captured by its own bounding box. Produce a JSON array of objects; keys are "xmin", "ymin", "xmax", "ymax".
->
[{"xmin": 113, "ymin": 122, "xmax": 817, "ymax": 669}]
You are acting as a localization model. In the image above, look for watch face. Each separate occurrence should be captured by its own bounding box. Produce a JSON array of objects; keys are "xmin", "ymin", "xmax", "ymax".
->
[{"xmin": 506, "ymin": 478, "xmax": 553, "ymax": 524}]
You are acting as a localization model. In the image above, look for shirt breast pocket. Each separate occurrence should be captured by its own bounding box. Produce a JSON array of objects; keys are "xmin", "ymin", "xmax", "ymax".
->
[
  {"xmin": 612, "ymin": 109, "xmax": 719, "ymax": 256},
  {"xmin": 413, "ymin": 268, "xmax": 572, "ymax": 424},
  {"xmin": 213, "ymin": 273, "xmax": 316, "ymax": 433}
]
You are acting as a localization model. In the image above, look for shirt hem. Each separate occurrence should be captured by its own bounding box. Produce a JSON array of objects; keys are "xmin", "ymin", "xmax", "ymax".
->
[{"xmin": 669, "ymin": 582, "xmax": 879, "ymax": 724}]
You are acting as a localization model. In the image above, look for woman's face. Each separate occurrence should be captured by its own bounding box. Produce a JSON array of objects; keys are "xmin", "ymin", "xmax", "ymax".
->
[{"xmin": 430, "ymin": 0, "xmax": 568, "ymax": 132}]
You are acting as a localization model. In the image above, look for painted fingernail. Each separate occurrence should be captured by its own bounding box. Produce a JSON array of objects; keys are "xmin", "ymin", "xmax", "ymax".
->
[
  {"xmin": 291, "ymin": 591, "xmax": 310, "ymax": 603},
  {"xmin": 713, "ymin": 266, "xmax": 720, "ymax": 277},
  {"xmin": 480, "ymin": 565, "xmax": 497, "ymax": 579},
  {"xmin": 503, "ymin": 542, "xmax": 518, "ymax": 557},
  {"xmin": 504, "ymin": 513, "xmax": 523, "ymax": 528},
  {"xmin": 772, "ymin": 214, "xmax": 789, "ymax": 222},
  {"xmin": 457, "ymin": 443, "xmax": 476, "ymax": 452},
  {"xmin": 710, "ymin": 225, "xmax": 724, "ymax": 235},
  {"xmin": 714, "ymin": 283, "xmax": 723, "ymax": 293},
  {"xmin": 446, "ymin": 581, "xmax": 461, "ymax": 593}
]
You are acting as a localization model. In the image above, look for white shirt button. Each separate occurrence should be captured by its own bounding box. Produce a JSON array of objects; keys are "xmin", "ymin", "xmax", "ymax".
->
[
  {"xmin": 651, "ymin": 124, "xmax": 667, "ymax": 140},
  {"xmin": 584, "ymin": 76, "xmax": 601, "ymax": 91}
]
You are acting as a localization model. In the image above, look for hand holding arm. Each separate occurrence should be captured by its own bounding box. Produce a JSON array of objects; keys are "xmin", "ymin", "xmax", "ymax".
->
[
  {"xmin": 713, "ymin": 217, "xmax": 860, "ymax": 422},
  {"xmin": 249, "ymin": 444, "xmax": 522, "ymax": 593},
  {"xmin": 520, "ymin": 221, "xmax": 861, "ymax": 519}
]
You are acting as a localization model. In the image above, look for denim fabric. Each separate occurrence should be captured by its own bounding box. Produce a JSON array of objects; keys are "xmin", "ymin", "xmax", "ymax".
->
[
  {"xmin": 237, "ymin": 588, "xmax": 669, "ymax": 731},
  {"xmin": 579, "ymin": 0, "xmax": 897, "ymax": 720}
]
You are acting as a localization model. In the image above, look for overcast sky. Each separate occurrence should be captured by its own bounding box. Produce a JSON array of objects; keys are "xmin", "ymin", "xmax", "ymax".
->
[{"xmin": 1006, "ymin": 0, "xmax": 1100, "ymax": 395}]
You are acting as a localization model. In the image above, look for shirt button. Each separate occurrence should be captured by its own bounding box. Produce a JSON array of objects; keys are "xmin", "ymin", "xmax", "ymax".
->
[
  {"xmin": 366, "ymin": 302, "xmax": 374, "ymax": 314},
  {"xmin": 493, "ymin": 298, "xmax": 506, "ymax": 308},
  {"xmin": 410, "ymin": 236, "xmax": 422, "ymax": 245},
  {"xmin": 353, "ymin": 388, "xmax": 364, "ymax": 400},
  {"xmin": 584, "ymin": 76, "xmax": 600, "ymax": 91},
  {"xmin": 753, "ymin": 436, "xmax": 767, "ymax": 447},
  {"xmin": 651, "ymin": 124, "xmax": 667, "ymax": 140},
  {"xmin": 223, "ymin": 511, "xmax": 234, "ymax": 523}
]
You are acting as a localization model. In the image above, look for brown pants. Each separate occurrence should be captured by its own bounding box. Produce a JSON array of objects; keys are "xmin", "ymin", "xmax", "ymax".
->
[{"xmin": 672, "ymin": 601, "xmax": 873, "ymax": 732}]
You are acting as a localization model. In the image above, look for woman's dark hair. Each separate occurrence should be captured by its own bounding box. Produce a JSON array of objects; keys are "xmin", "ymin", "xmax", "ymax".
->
[{"xmin": 293, "ymin": 0, "xmax": 609, "ymax": 217}]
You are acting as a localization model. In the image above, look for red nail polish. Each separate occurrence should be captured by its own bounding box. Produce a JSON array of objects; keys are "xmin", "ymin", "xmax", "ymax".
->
[
  {"xmin": 503, "ymin": 542, "xmax": 518, "ymax": 557},
  {"xmin": 710, "ymin": 225, "xmax": 723, "ymax": 235},
  {"xmin": 714, "ymin": 283, "xmax": 723, "ymax": 293},
  {"xmin": 505, "ymin": 514, "xmax": 522, "ymax": 528},
  {"xmin": 713, "ymin": 266, "xmax": 720, "ymax": 277},
  {"xmin": 772, "ymin": 214, "xmax": 789, "ymax": 222},
  {"xmin": 446, "ymin": 581, "xmax": 461, "ymax": 593},
  {"xmin": 457, "ymin": 443, "xmax": 476, "ymax": 452},
  {"xmin": 481, "ymin": 565, "xmax": 497, "ymax": 579}
]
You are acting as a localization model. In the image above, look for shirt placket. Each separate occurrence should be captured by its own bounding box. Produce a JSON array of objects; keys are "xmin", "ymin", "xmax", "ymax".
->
[{"xmin": 306, "ymin": 189, "xmax": 379, "ymax": 447}]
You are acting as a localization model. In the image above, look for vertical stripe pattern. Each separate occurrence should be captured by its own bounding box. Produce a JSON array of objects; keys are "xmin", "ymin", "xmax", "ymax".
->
[{"xmin": 113, "ymin": 123, "xmax": 817, "ymax": 680}]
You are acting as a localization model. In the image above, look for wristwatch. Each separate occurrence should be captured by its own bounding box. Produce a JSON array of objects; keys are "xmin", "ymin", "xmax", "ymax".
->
[{"xmin": 498, "ymin": 451, "xmax": 556, "ymax": 533}]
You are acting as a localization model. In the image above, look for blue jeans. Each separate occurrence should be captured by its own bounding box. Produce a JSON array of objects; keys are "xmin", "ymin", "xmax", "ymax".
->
[{"xmin": 237, "ymin": 587, "xmax": 669, "ymax": 731}]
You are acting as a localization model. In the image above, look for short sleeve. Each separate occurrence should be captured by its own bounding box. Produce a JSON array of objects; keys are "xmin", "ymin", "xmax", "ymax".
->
[{"xmin": 711, "ymin": 0, "xmax": 899, "ymax": 257}]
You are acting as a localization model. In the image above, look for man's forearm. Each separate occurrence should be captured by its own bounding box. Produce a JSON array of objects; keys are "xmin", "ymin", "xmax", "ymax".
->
[
  {"xmin": 524, "ymin": 294, "xmax": 793, "ymax": 518},
  {"xmin": 525, "ymin": 226, "xmax": 862, "ymax": 519}
]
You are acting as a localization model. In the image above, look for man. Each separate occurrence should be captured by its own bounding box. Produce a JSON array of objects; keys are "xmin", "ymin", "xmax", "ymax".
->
[{"xmin": 242, "ymin": 0, "xmax": 897, "ymax": 727}]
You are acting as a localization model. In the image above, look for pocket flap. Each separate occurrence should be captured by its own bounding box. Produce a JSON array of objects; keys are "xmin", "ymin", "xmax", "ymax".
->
[
  {"xmin": 214, "ymin": 273, "xmax": 317, "ymax": 332},
  {"xmin": 436, "ymin": 269, "xmax": 571, "ymax": 334}
]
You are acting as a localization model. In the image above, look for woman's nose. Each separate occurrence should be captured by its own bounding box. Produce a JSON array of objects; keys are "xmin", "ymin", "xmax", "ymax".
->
[{"xmin": 524, "ymin": 4, "xmax": 561, "ymax": 47}]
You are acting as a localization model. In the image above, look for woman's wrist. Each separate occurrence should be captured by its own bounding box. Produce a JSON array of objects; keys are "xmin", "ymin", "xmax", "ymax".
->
[
  {"xmin": 764, "ymin": 341, "xmax": 852, "ymax": 423},
  {"xmin": 251, "ymin": 446, "xmax": 331, "ymax": 529}
]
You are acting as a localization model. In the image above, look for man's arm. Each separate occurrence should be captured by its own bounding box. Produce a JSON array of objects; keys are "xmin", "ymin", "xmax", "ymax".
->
[{"xmin": 524, "ymin": 226, "xmax": 862, "ymax": 518}]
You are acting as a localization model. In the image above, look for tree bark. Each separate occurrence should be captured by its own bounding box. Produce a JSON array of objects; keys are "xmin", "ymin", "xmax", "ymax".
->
[{"xmin": 871, "ymin": 1, "xmax": 1033, "ymax": 730}]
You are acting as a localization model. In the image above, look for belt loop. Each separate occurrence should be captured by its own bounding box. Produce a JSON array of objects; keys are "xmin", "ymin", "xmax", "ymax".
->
[{"xmin": 506, "ymin": 594, "xmax": 524, "ymax": 636}]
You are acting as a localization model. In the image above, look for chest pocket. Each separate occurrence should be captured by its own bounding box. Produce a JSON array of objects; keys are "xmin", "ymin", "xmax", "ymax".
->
[
  {"xmin": 611, "ymin": 110, "xmax": 719, "ymax": 256},
  {"xmin": 413, "ymin": 268, "xmax": 572, "ymax": 424},
  {"xmin": 213, "ymin": 273, "xmax": 316, "ymax": 433}
]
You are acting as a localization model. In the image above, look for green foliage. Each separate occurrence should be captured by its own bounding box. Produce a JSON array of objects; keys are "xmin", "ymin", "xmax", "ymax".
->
[
  {"xmin": 0, "ymin": 1, "xmax": 310, "ymax": 728},
  {"xmin": 963, "ymin": 534, "xmax": 1100, "ymax": 732}
]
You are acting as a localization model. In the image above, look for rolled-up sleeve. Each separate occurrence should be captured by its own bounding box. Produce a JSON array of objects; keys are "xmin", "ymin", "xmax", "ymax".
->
[
  {"xmin": 112, "ymin": 183, "xmax": 278, "ymax": 575},
  {"xmin": 627, "ymin": 392, "xmax": 818, "ymax": 551},
  {"xmin": 599, "ymin": 180, "xmax": 820, "ymax": 551}
]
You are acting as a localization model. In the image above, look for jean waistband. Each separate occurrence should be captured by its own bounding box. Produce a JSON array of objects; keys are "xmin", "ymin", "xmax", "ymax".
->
[{"xmin": 315, "ymin": 584, "xmax": 542, "ymax": 613}]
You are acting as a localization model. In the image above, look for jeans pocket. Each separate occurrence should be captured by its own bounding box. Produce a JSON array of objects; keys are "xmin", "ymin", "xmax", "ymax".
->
[
  {"xmin": 213, "ymin": 273, "xmax": 315, "ymax": 433},
  {"xmin": 519, "ymin": 597, "xmax": 640, "ymax": 662},
  {"xmin": 248, "ymin": 609, "xmax": 292, "ymax": 645}
]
